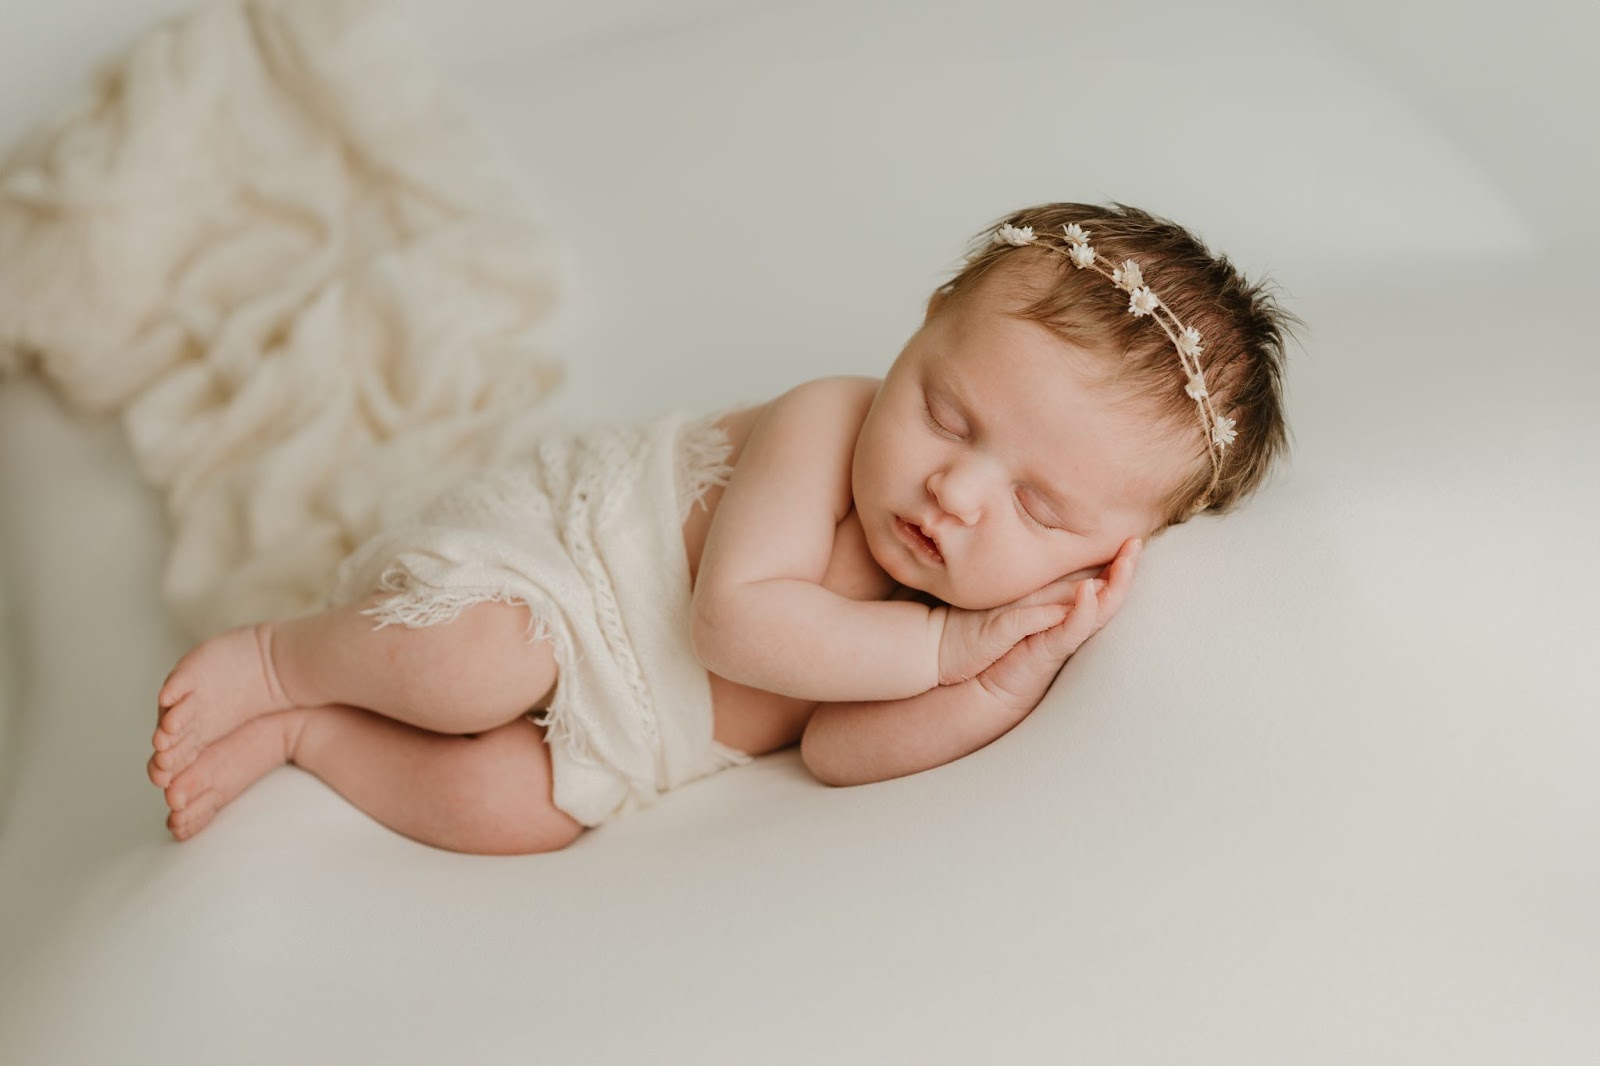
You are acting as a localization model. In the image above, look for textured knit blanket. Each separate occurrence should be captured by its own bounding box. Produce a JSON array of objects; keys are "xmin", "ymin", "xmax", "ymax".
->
[{"xmin": 0, "ymin": 0, "xmax": 569, "ymax": 640}]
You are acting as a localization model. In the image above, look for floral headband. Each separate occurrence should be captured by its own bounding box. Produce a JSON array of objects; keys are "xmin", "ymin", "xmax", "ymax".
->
[{"xmin": 991, "ymin": 222, "xmax": 1231, "ymax": 505}]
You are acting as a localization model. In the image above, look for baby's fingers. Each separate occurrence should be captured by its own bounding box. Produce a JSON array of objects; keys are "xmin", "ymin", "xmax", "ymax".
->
[
  {"xmin": 1065, "ymin": 576, "xmax": 1103, "ymax": 638},
  {"xmin": 1034, "ymin": 577, "xmax": 1103, "ymax": 660},
  {"xmin": 1005, "ymin": 574, "xmax": 1080, "ymax": 609},
  {"xmin": 1094, "ymin": 537, "xmax": 1143, "ymax": 624},
  {"xmin": 1004, "ymin": 603, "xmax": 1072, "ymax": 644}
]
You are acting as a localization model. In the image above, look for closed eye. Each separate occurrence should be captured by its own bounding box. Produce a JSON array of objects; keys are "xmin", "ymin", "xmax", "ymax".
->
[
  {"xmin": 922, "ymin": 398, "xmax": 965, "ymax": 440},
  {"xmin": 1017, "ymin": 492, "xmax": 1070, "ymax": 533}
]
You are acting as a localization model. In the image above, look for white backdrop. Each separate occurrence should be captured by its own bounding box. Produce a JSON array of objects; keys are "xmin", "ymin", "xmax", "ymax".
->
[{"xmin": 2, "ymin": 1, "xmax": 1596, "ymax": 1063}]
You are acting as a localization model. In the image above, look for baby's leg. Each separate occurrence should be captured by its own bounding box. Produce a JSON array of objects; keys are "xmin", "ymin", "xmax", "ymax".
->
[
  {"xmin": 155, "ymin": 705, "xmax": 583, "ymax": 854},
  {"xmin": 152, "ymin": 593, "xmax": 558, "ymax": 783}
]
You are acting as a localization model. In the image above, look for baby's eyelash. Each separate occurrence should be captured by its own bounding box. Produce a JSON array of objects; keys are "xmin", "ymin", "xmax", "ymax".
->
[
  {"xmin": 1017, "ymin": 496, "xmax": 1054, "ymax": 530},
  {"xmin": 1017, "ymin": 493, "xmax": 1070, "ymax": 533},
  {"xmin": 922, "ymin": 399, "xmax": 963, "ymax": 439}
]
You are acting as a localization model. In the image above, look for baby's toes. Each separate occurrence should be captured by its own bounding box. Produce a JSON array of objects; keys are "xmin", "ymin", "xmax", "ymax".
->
[
  {"xmin": 157, "ymin": 654, "xmax": 200, "ymax": 707},
  {"xmin": 153, "ymin": 696, "xmax": 195, "ymax": 751},
  {"xmin": 148, "ymin": 751, "xmax": 174, "ymax": 789},
  {"xmin": 148, "ymin": 739, "xmax": 198, "ymax": 789},
  {"xmin": 167, "ymin": 791, "xmax": 219, "ymax": 840},
  {"xmin": 165, "ymin": 763, "xmax": 212, "ymax": 814},
  {"xmin": 153, "ymin": 731, "xmax": 202, "ymax": 777}
]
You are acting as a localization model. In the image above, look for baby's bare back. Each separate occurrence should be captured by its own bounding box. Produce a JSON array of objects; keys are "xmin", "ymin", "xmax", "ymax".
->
[{"xmin": 687, "ymin": 393, "xmax": 898, "ymax": 756}]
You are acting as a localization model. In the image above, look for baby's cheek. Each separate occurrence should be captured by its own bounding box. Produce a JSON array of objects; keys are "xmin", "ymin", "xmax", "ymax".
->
[{"xmin": 823, "ymin": 512, "xmax": 899, "ymax": 602}]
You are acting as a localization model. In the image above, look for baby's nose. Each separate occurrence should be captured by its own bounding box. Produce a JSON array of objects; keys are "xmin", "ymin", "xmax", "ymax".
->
[{"xmin": 927, "ymin": 467, "xmax": 983, "ymax": 525}]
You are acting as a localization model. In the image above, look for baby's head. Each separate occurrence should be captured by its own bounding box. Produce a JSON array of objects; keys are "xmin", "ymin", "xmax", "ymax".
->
[
  {"xmin": 931, "ymin": 202, "xmax": 1294, "ymax": 534},
  {"xmin": 851, "ymin": 202, "xmax": 1294, "ymax": 609}
]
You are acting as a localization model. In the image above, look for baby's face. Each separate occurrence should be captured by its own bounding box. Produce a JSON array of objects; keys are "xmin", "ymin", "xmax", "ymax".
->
[{"xmin": 852, "ymin": 281, "xmax": 1195, "ymax": 611}]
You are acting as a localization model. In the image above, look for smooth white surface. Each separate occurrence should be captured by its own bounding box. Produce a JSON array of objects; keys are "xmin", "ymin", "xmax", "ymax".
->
[{"xmin": 2, "ymin": 1, "xmax": 1597, "ymax": 1063}]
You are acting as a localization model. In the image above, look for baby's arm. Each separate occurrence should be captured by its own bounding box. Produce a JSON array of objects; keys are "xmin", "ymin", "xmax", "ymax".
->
[
  {"xmin": 800, "ymin": 538, "xmax": 1141, "ymax": 786},
  {"xmin": 691, "ymin": 377, "xmax": 946, "ymax": 703}
]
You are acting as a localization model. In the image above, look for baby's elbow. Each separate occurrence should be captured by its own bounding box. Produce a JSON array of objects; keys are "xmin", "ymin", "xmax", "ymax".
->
[
  {"xmin": 799, "ymin": 712, "xmax": 852, "ymax": 788},
  {"xmin": 689, "ymin": 586, "xmax": 741, "ymax": 679},
  {"xmin": 799, "ymin": 730, "xmax": 842, "ymax": 787}
]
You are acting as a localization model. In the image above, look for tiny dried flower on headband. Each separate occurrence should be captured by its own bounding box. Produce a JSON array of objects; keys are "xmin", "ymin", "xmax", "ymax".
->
[{"xmin": 990, "ymin": 221, "xmax": 1232, "ymax": 504}]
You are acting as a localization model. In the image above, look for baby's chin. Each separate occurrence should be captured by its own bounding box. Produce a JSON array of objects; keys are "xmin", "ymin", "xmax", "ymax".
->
[
  {"xmin": 898, "ymin": 576, "xmax": 1009, "ymax": 613},
  {"xmin": 864, "ymin": 539, "xmax": 1018, "ymax": 611},
  {"xmin": 943, "ymin": 590, "xmax": 1018, "ymax": 612}
]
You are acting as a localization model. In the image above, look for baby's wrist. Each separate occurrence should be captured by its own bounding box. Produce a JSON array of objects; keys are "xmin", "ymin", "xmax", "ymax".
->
[{"xmin": 926, "ymin": 603, "xmax": 950, "ymax": 689}]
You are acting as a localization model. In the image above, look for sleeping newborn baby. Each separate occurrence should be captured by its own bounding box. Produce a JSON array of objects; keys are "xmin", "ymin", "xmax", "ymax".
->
[{"xmin": 147, "ymin": 201, "xmax": 1294, "ymax": 853}]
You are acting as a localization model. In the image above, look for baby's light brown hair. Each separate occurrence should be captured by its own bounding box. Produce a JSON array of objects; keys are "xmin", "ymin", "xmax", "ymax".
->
[{"xmin": 934, "ymin": 202, "xmax": 1296, "ymax": 533}]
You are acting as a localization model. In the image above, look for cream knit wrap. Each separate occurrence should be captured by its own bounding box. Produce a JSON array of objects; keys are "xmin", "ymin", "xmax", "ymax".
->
[{"xmin": 328, "ymin": 412, "xmax": 752, "ymax": 827}]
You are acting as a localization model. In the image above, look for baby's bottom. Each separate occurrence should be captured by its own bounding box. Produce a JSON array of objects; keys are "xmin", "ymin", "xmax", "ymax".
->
[{"xmin": 147, "ymin": 594, "xmax": 584, "ymax": 854}]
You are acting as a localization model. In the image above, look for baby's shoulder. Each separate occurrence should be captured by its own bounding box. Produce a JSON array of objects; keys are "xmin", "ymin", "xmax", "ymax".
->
[
  {"xmin": 759, "ymin": 376, "xmax": 882, "ymax": 453},
  {"xmin": 771, "ymin": 374, "xmax": 881, "ymax": 426},
  {"xmin": 728, "ymin": 376, "xmax": 882, "ymax": 489},
  {"xmin": 713, "ymin": 376, "xmax": 881, "ymax": 474}
]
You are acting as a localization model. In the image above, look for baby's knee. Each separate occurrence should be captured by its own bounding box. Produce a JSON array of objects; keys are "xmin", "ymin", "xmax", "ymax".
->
[
  {"xmin": 523, "ymin": 817, "xmax": 584, "ymax": 855},
  {"xmin": 453, "ymin": 721, "xmax": 584, "ymax": 856},
  {"xmin": 436, "ymin": 599, "xmax": 546, "ymax": 669},
  {"xmin": 461, "ymin": 809, "xmax": 582, "ymax": 856},
  {"xmin": 387, "ymin": 597, "xmax": 559, "ymax": 728},
  {"xmin": 473, "ymin": 799, "xmax": 584, "ymax": 856}
]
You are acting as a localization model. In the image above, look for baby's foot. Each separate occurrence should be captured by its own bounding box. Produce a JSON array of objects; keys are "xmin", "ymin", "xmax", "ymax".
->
[
  {"xmin": 156, "ymin": 710, "xmax": 305, "ymax": 841},
  {"xmin": 150, "ymin": 622, "xmax": 296, "ymax": 787}
]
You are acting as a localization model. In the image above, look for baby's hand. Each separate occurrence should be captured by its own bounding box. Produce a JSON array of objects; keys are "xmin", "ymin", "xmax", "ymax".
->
[
  {"xmin": 935, "ymin": 593, "xmax": 1074, "ymax": 686},
  {"xmin": 971, "ymin": 537, "xmax": 1143, "ymax": 711},
  {"xmin": 932, "ymin": 560, "xmax": 1104, "ymax": 687}
]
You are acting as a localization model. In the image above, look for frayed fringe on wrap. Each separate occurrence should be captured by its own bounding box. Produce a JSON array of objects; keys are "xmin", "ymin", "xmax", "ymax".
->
[
  {"xmin": 359, "ymin": 563, "xmax": 552, "ymax": 646},
  {"xmin": 675, "ymin": 416, "xmax": 735, "ymax": 521}
]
